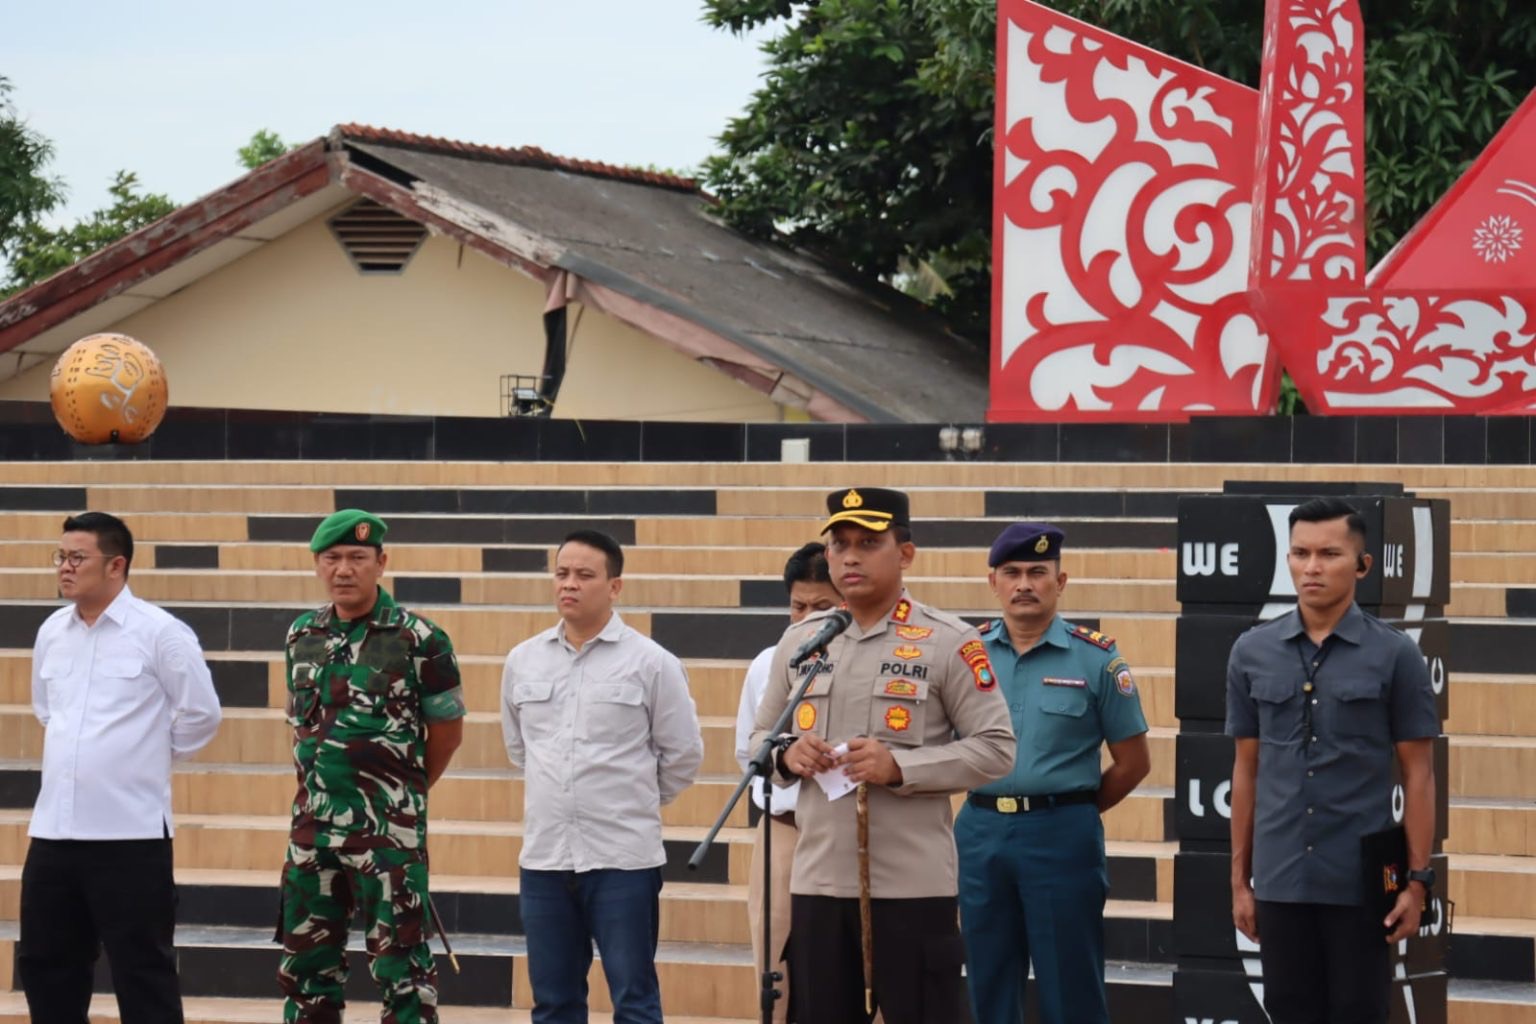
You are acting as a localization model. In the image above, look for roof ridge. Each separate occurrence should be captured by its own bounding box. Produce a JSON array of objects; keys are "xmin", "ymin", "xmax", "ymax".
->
[{"xmin": 331, "ymin": 123, "xmax": 700, "ymax": 193}]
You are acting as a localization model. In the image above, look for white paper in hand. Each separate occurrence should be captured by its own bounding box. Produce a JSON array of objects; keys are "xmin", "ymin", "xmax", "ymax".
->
[{"xmin": 813, "ymin": 742, "xmax": 857, "ymax": 801}]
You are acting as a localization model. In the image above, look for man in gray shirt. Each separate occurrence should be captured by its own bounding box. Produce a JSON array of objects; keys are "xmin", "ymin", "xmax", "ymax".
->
[
  {"xmin": 501, "ymin": 529, "xmax": 704, "ymax": 1024},
  {"xmin": 1226, "ymin": 497, "xmax": 1439, "ymax": 1024}
]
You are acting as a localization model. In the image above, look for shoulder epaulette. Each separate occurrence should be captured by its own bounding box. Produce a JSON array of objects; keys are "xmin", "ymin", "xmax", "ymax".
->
[
  {"xmin": 1069, "ymin": 624, "xmax": 1115, "ymax": 650},
  {"xmin": 979, "ymin": 618, "xmax": 1004, "ymax": 638}
]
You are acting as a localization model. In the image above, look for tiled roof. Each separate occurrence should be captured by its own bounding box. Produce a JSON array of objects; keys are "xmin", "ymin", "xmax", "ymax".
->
[{"xmin": 332, "ymin": 124, "xmax": 700, "ymax": 194}]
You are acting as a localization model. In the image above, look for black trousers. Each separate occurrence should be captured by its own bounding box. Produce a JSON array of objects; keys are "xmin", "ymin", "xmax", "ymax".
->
[
  {"xmin": 18, "ymin": 838, "xmax": 183, "ymax": 1024},
  {"xmin": 1255, "ymin": 900, "xmax": 1391, "ymax": 1024},
  {"xmin": 790, "ymin": 894, "xmax": 971, "ymax": 1024}
]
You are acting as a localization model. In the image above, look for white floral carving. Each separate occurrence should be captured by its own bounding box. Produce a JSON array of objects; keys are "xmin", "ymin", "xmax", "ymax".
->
[{"xmin": 1473, "ymin": 214, "xmax": 1523, "ymax": 264}]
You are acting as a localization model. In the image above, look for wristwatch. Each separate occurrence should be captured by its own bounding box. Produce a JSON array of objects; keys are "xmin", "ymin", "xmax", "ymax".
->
[{"xmin": 1406, "ymin": 866, "xmax": 1436, "ymax": 892}]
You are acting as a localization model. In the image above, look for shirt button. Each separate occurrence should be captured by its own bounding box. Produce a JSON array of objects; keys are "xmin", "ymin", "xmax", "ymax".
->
[
  {"xmin": 1307, "ymin": 770, "xmax": 1315, "ymax": 778},
  {"xmin": 1306, "ymin": 845, "xmax": 1313, "ymax": 852},
  {"xmin": 1307, "ymin": 807, "xmax": 1314, "ymax": 815}
]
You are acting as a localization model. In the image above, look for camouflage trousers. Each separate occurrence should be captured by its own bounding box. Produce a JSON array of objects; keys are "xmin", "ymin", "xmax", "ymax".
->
[{"xmin": 277, "ymin": 843, "xmax": 438, "ymax": 1024}]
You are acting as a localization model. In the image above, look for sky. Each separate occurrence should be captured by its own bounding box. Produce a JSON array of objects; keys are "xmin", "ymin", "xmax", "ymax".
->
[{"xmin": 3, "ymin": 0, "xmax": 776, "ymax": 224}]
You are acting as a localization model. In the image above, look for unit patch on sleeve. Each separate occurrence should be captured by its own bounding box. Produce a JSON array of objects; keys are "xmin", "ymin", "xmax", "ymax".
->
[
  {"xmin": 1070, "ymin": 625, "xmax": 1115, "ymax": 650},
  {"xmin": 960, "ymin": 639, "xmax": 997, "ymax": 692},
  {"xmin": 1107, "ymin": 656, "xmax": 1137, "ymax": 696},
  {"xmin": 896, "ymin": 625, "xmax": 934, "ymax": 641}
]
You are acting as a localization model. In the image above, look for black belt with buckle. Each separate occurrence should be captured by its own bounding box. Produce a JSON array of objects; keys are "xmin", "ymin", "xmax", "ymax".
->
[{"xmin": 968, "ymin": 791, "xmax": 1098, "ymax": 814}]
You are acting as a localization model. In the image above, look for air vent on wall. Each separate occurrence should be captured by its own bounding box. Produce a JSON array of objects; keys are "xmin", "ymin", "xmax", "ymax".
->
[{"xmin": 327, "ymin": 198, "xmax": 429, "ymax": 274}]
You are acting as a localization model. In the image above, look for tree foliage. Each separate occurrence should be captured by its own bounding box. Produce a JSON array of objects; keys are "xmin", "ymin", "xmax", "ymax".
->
[
  {"xmin": 1, "ymin": 115, "xmax": 293, "ymax": 295},
  {"xmin": 238, "ymin": 128, "xmax": 297, "ymax": 170},
  {"xmin": 703, "ymin": 0, "xmax": 1536, "ymax": 341},
  {"xmin": 0, "ymin": 75, "xmax": 67, "ymax": 269},
  {"xmin": 2, "ymin": 171, "xmax": 176, "ymax": 293},
  {"xmin": 703, "ymin": 0, "xmax": 996, "ymax": 344}
]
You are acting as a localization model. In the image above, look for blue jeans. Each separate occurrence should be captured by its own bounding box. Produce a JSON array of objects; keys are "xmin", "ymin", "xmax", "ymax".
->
[{"xmin": 521, "ymin": 867, "xmax": 663, "ymax": 1024}]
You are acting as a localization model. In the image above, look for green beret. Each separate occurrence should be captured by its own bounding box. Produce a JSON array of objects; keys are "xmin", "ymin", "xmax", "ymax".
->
[{"xmin": 310, "ymin": 509, "xmax": 388, "ymax": 552}]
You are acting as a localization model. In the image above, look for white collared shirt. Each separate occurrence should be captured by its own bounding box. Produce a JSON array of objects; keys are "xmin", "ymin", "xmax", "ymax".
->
[
  {"xmin": 30, "ymin": 585, "xmax": 223, "ymax": 840},
  {"xmin": 501, "ymin": 611, "xmax": 703, "ymax": 872},
  {"xmin": 734, "ymin": 646, "xmax": 799, "ymax": 814}
]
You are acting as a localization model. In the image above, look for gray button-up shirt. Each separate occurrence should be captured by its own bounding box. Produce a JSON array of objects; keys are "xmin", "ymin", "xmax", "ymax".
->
[
  {"xmin": 501, "ymin": 611, "xmax": 703, "ymax": 872},
  {"xmin": 1225, "ymin": 603, "xmax": 1438, "ymax": 905}
]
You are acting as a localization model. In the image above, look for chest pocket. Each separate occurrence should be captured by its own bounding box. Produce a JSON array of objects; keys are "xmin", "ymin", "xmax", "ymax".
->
[
  {"xmin": 580, "ymin": 680, "xmax": 647, "ymax": 743},
  {"xmin": 345, "ymin": 629, "xmax": 417, "ymax": 729},
  {"xmin": 91, "ymin": 655, "xmax": 148, "ymax": 714},
  {"xmin": 1251, "ymin": 676, "xmax": 1303, "ymax": 743},
  {"xmin": 1326, "ymin": 677, "xmax": 1386, "ymax": 740},
  {"xmin": 1037, "ymin": 684, "xmax": 1096, "ymax": 753},
  {"xmin": 39, "ymin": 651, "xmax": 73, "ymax": 707},
  {"xmin": 290, "ymin": 633, "xmax": 332, "ymax": 715},
  {"xmin": 357, "ymin": 628, "xmax": 413, "ymax": 697},
  {"xmin": 512, "ymin": 679, "xmax": 561, "ymax": 743},
  {"xmin": 871, "ymin": 677, "xmax": 929, "ymax": 748}
]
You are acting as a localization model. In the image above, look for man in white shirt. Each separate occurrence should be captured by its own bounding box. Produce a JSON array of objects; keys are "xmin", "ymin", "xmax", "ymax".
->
[
  {"xmin": 733, "ymin": 541, "xmax": 842, "ymax": 1024},
  {"xmin": 501, "ymin": 529, "xmax": 704, "ymax": 1024},
  {"xmin": 21, "ymin": 512, "xmax": 223, "ymax": 1024}
]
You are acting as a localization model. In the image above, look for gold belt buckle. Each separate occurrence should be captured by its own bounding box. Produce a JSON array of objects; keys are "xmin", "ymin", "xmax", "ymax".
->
[{"xmin": 996, "ymin": 796, "xmax": 1019, "ymax": 814}]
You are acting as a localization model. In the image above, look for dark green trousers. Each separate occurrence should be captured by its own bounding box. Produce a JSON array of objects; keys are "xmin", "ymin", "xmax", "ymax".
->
[{"xmin": 277, "ymin": 843, "xmax": 438, "ymax": 1024}]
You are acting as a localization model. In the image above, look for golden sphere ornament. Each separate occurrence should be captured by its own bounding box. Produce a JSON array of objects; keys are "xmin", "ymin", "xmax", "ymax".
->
[{"xmin": 49, "ymin": 333, "xmax": 169, "ymax": 444}]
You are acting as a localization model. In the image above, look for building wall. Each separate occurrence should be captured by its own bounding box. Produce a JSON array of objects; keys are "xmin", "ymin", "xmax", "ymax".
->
[{"xmin": 0, "ymin": 214, "xmax": 787, "ymax": 422}]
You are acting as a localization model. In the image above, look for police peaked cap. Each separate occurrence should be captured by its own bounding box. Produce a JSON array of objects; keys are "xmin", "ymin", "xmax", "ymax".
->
[{"xmin": 821, "ymin": 487, "xmax": 910, "ymax": 533}]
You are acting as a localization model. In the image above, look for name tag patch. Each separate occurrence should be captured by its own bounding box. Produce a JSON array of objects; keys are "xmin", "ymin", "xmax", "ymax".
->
[
  {"xmin": 1043, "ymin": 677, "xmax": 1087, "ymax": 688},
  {"xmin": 883, "ymin": 679, "xmax": 918, "ymax": 698}
]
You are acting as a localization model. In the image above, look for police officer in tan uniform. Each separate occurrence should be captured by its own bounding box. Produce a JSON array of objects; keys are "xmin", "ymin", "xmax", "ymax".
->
[{"xmin": 751, "ymin": 487, "xmax": 1016, "ymax": 1024}]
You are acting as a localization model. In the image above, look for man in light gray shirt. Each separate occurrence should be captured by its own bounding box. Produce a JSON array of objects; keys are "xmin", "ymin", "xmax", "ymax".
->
[{"xmin": 501, "ymin": 529, "xmax": 704, "ymax": 1024}]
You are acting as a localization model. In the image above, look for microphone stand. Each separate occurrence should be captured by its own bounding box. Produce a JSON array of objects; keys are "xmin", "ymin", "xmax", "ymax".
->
[{"xmin": 690, "ymin": 653, "xmax": 834, "ymax": 1024}]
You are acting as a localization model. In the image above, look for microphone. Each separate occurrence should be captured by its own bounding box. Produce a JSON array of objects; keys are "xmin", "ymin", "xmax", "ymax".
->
[{"xmin": 788, "ymin": 609, "xmax": 853, "ymax": 668}]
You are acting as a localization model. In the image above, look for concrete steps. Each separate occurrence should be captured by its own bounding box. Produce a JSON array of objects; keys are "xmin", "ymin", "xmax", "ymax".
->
[{"xmin": 2, "ymin": 458, "xmax": 1535, "ymax": 1012}]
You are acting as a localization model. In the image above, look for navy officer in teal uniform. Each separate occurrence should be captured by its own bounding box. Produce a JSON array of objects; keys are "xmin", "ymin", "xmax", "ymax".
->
[{"xmin": 956, "ymin": 523, "xmax": 1152, "ymax": 1024}]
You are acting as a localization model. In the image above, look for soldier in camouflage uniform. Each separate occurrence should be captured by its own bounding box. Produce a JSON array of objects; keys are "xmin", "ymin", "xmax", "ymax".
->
[{"xmin": 277, "ymin": 509, "xmax": 467, "ymax": 1024}]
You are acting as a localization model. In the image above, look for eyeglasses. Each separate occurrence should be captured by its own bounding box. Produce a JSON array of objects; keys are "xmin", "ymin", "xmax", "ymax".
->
[{"xmin": 51, "ymin": 551, "xmax": 105, "ymax": 568}]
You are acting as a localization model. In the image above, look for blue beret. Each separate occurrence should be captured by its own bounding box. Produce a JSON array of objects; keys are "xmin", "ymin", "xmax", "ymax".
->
[
  {"xmin": 988, "ymin": 522, "xmax": 1065, "ymax": 567},
  {"xmin": 310, "ymin": 509, "xmax": 388, "ymax": 552}
]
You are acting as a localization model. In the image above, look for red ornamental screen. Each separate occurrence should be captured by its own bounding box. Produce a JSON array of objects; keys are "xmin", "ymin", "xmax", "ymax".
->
[
  {"xmin": 991, "ymin": 0, "xmax": 1278, "ymax": 422},
  {"xmin": 991, "ymin": 0, "xmax": 1536, "ymax": 420}
]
